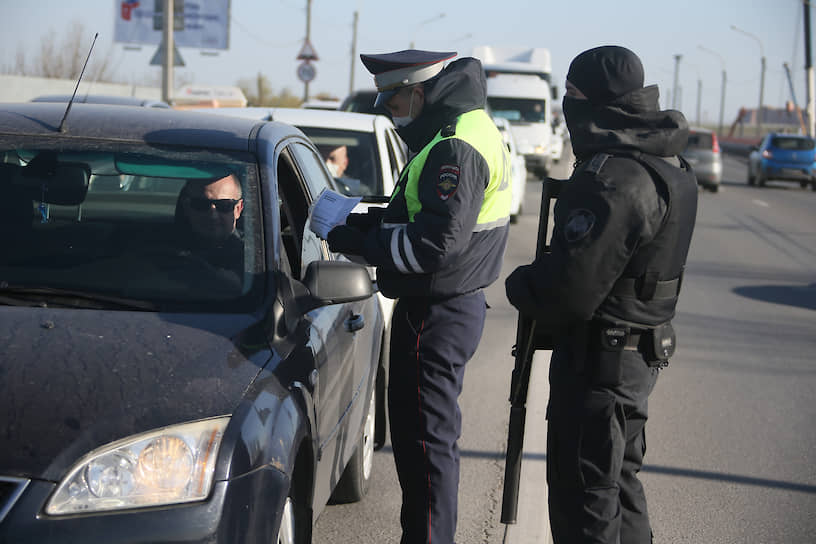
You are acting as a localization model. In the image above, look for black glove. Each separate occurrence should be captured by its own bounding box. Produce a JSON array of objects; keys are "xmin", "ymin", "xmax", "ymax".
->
[
  {"xmin": 345, "ymin": 207, "xmax": 385, "ymax": 231},
  {"xmin": 505, "ymin": 265, "xmax": 535, "ymax": 313},
  {"xmin": 327, "ymin": 225, "xmax": 365, "ymax": 255}
]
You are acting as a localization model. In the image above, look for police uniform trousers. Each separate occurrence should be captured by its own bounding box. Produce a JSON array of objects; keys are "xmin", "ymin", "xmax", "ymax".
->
[
  {"xmin": 546, "ymin": 340, "xmax": 659, "ymax": 544},
  {"xmin": 388, "ymin": 290, "xmax": 486, "ymax": 544}
]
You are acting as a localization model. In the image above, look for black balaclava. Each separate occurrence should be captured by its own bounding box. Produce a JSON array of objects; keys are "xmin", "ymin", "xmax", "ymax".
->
[{"xmin": 562, "ymin": 46, "xmax": 651, "ymax": 161}]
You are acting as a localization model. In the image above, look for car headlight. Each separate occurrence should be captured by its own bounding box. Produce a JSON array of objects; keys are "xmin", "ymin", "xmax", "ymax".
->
[{"xmin": 46, "ymin": 417, "xmax": 229, "ymax": 515}]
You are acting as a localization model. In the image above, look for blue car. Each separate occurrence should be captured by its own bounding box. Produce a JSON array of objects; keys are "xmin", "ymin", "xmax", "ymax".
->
[
  {"xmin": 0, "ymin": 102, "xmax": 387, "ymax": 543},
  {"xmin": 747, "ymin": 132, "xmax": 816, "ymax": 190}
]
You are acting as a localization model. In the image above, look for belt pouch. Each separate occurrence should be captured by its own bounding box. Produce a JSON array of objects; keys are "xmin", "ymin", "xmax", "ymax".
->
[
  {"xmin": 645, "ymin": 322, "xmax": 676, "ymax": 367},
  {"xmin": 590, "ymin": 324, "xmax": 628, "ymax": 386}
]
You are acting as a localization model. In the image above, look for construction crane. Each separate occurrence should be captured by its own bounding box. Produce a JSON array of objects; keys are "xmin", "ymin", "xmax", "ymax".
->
[{"xmin": 783, "ymin": 62, "xmax": 807, "ymax": 134}]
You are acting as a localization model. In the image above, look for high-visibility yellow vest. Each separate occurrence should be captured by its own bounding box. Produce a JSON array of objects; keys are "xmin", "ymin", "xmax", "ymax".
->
[{"xmin": 392, "ymin": 108, "xmax": 512, "ymax": 230}]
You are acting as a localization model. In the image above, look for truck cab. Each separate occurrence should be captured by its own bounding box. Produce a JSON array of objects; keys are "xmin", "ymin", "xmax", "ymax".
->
[{"xmin": 472, "ymin": 46, "xmax": 557, "ymax": 178}]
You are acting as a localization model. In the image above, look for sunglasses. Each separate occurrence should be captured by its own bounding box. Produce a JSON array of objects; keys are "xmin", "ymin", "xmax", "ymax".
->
[{"xmin": 186, "ymin": 197, "xmax": 241, "ymax": 213}]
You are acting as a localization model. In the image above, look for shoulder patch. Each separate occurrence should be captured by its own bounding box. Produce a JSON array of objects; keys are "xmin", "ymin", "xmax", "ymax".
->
[
  {"xmin": 564, "ymin": 208, "xmax": 596, "ymax": 243},
  {"xmin": 436, "ymin": 164, "xmax": 460, "ymax": 200},
  {"xmin": 585, "ymin": 153, "xmax": 610, "ymax": 174}
]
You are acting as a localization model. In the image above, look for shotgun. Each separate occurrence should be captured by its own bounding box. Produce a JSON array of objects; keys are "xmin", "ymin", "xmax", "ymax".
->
[{"xmin": 500, "ymin": 177, "xmax": 563, "ymax": 524}]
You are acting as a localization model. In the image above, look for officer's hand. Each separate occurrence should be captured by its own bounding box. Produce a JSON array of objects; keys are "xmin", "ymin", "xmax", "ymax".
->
[
  {"xmin": 345, "ymin": 207, "xmax": 384, "ymax": 231},
  {"xmin": 327, "ymin": 225, "xmax": 365, "ymax": 255}
]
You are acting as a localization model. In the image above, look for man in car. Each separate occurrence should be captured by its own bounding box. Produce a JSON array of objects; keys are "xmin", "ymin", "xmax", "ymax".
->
[
  {"xmin": 504, "ymin": 46, "xmax": 698, "ymax": 543},
  {"xmin": 326, "ymin": 49, "xmax": 512, "ymax": 544},
  {"xmin": 174, "ymin": 173, "xmax": 245, "ymax": 285}
]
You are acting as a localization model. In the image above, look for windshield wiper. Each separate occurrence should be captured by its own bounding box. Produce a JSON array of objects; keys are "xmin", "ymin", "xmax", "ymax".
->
[{"xmin": 0, "ymin": 285, "xmax": 157, "ymax": 311}]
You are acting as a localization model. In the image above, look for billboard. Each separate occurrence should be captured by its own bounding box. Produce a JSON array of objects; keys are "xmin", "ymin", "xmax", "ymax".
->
[{"xmin": 114, "ymin": 0, "xmax": 230, "ymax": 50}]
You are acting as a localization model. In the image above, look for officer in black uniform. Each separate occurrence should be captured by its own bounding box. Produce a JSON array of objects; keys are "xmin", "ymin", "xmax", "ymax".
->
[
  {"xmin": 327, "ymin": 49, "xmax": 512, "ymax": 544},
  {"xmin": 505, "ymin": 45, "xmax": 698, "ymax": 543}
]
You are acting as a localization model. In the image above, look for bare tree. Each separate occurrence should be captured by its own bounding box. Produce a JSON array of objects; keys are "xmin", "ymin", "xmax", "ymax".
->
[{"xmin": 8, "ymin": 21, "xmax": 114, "ymax": 81}]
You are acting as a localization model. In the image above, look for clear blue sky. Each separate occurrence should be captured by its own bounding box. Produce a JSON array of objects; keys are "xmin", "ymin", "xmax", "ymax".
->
[{"xmin": 1, "ymin": 0, "xmax": 805, "ymax": 126}]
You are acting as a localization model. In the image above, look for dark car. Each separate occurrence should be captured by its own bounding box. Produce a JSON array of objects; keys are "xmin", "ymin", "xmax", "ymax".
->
[
  {"xmin": 747, "ymin": 132, "xmax": 816, "ymax": 190},
  {"xmin": 0, "ymin": 103, "xmax": 386, "ymax": 543},
  {"xmin": 339, "ymin": 90, "xmax": 389, "ymax": 116},
  {"xmin": 31, "ymin": 94, "xmax": 171, "ymax": 108},
  {"xmin": 681, "ymin": 127, "xmax": 722, "ymax": 192}
]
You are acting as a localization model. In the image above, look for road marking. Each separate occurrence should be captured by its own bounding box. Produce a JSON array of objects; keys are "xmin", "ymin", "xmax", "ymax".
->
[{"xmin": 752, "ymin": 199, "xmax": 769, "ymax": 207}]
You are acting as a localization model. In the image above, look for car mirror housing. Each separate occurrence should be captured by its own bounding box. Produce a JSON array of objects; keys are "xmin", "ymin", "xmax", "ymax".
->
[{"xmin": 298, "ymin": 260, "xmax": 375, "ymax": 313}]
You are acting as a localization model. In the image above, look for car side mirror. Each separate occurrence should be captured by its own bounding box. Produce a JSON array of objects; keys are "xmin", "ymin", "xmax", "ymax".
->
[{"xmin": 298, "ymin": 260, "xmax": 375, "ymax": 313}]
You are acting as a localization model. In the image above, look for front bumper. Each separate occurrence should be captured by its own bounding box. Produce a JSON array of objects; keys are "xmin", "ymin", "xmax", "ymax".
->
[{"xmin": 0, "ymin": 467, "xmax": 288, "ymax": 543}]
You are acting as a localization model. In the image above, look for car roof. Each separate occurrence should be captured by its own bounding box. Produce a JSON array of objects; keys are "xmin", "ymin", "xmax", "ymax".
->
[
  {"xmin": 31, "ymin": 94, "xmax": 171, "ymax": 108},
  {"xmin": 198, "ymin": 106, "xmax": 389, "ymax": 133},
  {"xmin": 0, "ymin": 102, "xmax": 300, "ymax": 151}
]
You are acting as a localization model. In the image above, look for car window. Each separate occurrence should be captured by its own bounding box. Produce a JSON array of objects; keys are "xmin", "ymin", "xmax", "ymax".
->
[
  {"xmin": 686, "ymin": 132, "xmax": 713, "ymax": 149},
  {"xmin": 0, "ymin": 140, "xmax": 262, "ymax": 311},
  {"xmin": 279, "ymin": 143, "xmax": 329, "ymax": 279},
  {"xmin": 298, "ymin": 127, "xmax": 381, "ymax": 196},
  {"xmin": 487, "ymin": 97, "xmax": 548, "ymax": 123},
  {"xmin": 770, "ymin": 137, "xmax": 815, "ymax": 151}
]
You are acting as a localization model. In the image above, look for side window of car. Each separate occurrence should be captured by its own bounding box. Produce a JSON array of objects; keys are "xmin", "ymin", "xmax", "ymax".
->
[
  {"xmin": 276, "ymin": 146, "xmax": 327, "ymax": 280},
  {"xmin": 289, "ymin": 142, "xmax": 334, "ymax": 199}
]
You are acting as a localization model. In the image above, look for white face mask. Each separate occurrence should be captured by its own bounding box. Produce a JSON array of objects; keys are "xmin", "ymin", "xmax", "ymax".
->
[
  {"xmin": 392, "ymin": 88, "xmax": 417, "ymax": 128},
  {"xmin": 326, "ymin": 161, "xmax": 341, "ymax": 178}
]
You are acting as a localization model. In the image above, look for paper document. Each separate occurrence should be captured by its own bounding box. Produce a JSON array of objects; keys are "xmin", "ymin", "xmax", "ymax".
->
[{"xmin": 309, "ymin": 189, "xmax": 362, "ymax": 240}]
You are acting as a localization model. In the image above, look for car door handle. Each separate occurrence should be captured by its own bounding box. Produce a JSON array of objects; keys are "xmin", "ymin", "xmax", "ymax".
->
[{"xmin": 344, "ymin": 313, "xmax": 365, "ymax": 332}]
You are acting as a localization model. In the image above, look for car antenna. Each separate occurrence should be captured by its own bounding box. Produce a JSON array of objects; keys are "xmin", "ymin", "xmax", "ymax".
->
[{"xmin": 57, "ymin": 32, "xmax": 98, "ymax": 133}]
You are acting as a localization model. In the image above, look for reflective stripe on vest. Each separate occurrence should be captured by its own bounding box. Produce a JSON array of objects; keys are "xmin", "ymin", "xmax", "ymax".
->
[{"xmin": 393, "ymin": 109, "xmax": 512, "ymax": 229}]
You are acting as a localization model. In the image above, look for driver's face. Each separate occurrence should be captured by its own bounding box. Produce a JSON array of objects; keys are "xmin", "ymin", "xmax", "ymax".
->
[{"xmin": 184, "ymin": 174, "xmax": 244, "ymax": 243}]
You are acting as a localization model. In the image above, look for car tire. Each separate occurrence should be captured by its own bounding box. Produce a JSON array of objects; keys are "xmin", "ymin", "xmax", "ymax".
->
[
  {"xmin": 811, "ymin": 180, "xmax": 816, "ymax": 191},
  {"xmin": 329, "ymin": 387, "xmax": 376, "ymax": 503},
  {"xmin": 708, "ymin": 184, "xmax": 719, "ymax": 193},
  {"xmin": 747, "ymin": 169, "xmax": 755, "ymax": 185},
  {"xmin": 757, "ymin": 173, "xmax": 766, "ymax": 187},
  {"xmin": 800, "ymin": 180, "xmax": 809, "ymax": 189}
]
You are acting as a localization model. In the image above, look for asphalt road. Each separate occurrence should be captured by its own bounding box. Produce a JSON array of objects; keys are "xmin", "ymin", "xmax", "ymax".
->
[{"xmin": 313, "ymin": 150, "xmax": 816, "ymax": 543}]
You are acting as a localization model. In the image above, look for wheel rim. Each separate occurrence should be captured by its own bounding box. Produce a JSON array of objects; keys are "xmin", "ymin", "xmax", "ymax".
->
[
  {"xmin": 362, "ymin": 390, "xmax": 376, "ymax": 480},
  {"xmin": 277, "ymin": 497, "xmax": 295, "ymax": 544}
]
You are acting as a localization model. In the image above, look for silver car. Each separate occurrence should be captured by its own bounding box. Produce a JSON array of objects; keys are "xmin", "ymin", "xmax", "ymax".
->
[{"xmin": 682, "ymin": 127, "xmax": 722, "ymax": 192}]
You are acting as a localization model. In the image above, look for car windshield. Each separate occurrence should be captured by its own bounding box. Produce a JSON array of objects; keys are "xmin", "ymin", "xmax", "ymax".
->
[
  {"xmin": 299, "ymin": 127, "xmax": 382, "ymax": 196},
  {"xmin": 770, "ymin": 137, "xmax": 815, "ymax": 151},
  {"xmin": 686, "ymin": 132, "xmax": 713, "ymax": 150},
  {"xmin": 487, "ymin": 97, "xmax": 547, "ymax": 123},
  {"xmin": 0, "ymin": 137, "xmax": 263, "ymax": 312}
]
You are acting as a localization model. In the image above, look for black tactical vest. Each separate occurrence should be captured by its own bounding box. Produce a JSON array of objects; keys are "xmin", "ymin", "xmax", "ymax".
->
[{"xmin": 599, "ymin": 152, "xmax": 698, "ymax": 328}]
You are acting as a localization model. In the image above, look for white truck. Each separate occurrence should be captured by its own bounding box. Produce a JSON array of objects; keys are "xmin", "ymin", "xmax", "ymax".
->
[{"xmin": 471, "ymin": 46, "xmax": 559, "ymax": 178}]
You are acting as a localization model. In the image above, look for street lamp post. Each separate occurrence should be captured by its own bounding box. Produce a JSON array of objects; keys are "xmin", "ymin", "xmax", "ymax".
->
[
  {"xmin": 731, "ymin": 25, "xmax": 766, "ymax": 136},
  {"xmin": 409, "ymin": 13, "xmax": 446, "ymax": 49},
  {"xmin": 699, "ymin": 44, "xmax": 728, "ymax": 138}
]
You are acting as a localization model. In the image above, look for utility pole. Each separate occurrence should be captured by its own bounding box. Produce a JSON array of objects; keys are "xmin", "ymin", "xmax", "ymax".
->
[
  {"xmin": 162, "ymin": 0, "xmax": 174, "ymax": 104},
  {"xmin": 304, "ymin": 0, "xmax": 312, "ymax": 102},
  {"xmin": 696, "ymin": 78, "xmax": 702, "ymax": 125},
  {"xmin": 699, "ymin": 44, "xmax": 727, "ymax": 138},
  {"xmin": 805, "ymin": 0, "xmax": 815, "ymax": 137},
  {"xmin": 672, "ymin": 54, "xmax": 682, "ymax": 110},
  {"xmin": 731, "ymin": 25, "xmax": 765, "ymax": 136},
  {"xmin": 349, "ymin": 11, "xmax": 359, "ymax": 95}
]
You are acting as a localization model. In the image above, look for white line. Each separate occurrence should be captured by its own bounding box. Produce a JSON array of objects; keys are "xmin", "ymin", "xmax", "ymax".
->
[{"xmin": 752, "ymin": 199, "xmax": 770, "ymax": 207}]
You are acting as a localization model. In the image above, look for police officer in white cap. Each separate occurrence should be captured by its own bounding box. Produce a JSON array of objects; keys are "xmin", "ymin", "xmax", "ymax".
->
[{"xmin": 327, "ymin": 49, "xmax": 512, "ymax": 543}]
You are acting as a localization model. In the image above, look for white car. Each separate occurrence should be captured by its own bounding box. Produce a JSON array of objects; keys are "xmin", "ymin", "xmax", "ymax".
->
[
  {"xmin": 198, "ymin": 107, "xmax": 405, "ymax": 337},
  {"xmin": 494, "ymin": 116, "xmax": 528, "ymax": 222}
]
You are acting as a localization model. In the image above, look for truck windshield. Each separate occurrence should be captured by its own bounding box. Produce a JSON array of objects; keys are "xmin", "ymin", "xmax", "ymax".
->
[
  {"xmin": 487, "ymin": 97, "xmax": 548, "ymax": 123},
  {"xmin": 0, "ymin": 138, "xmax": 263, "ymax": 312}
]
